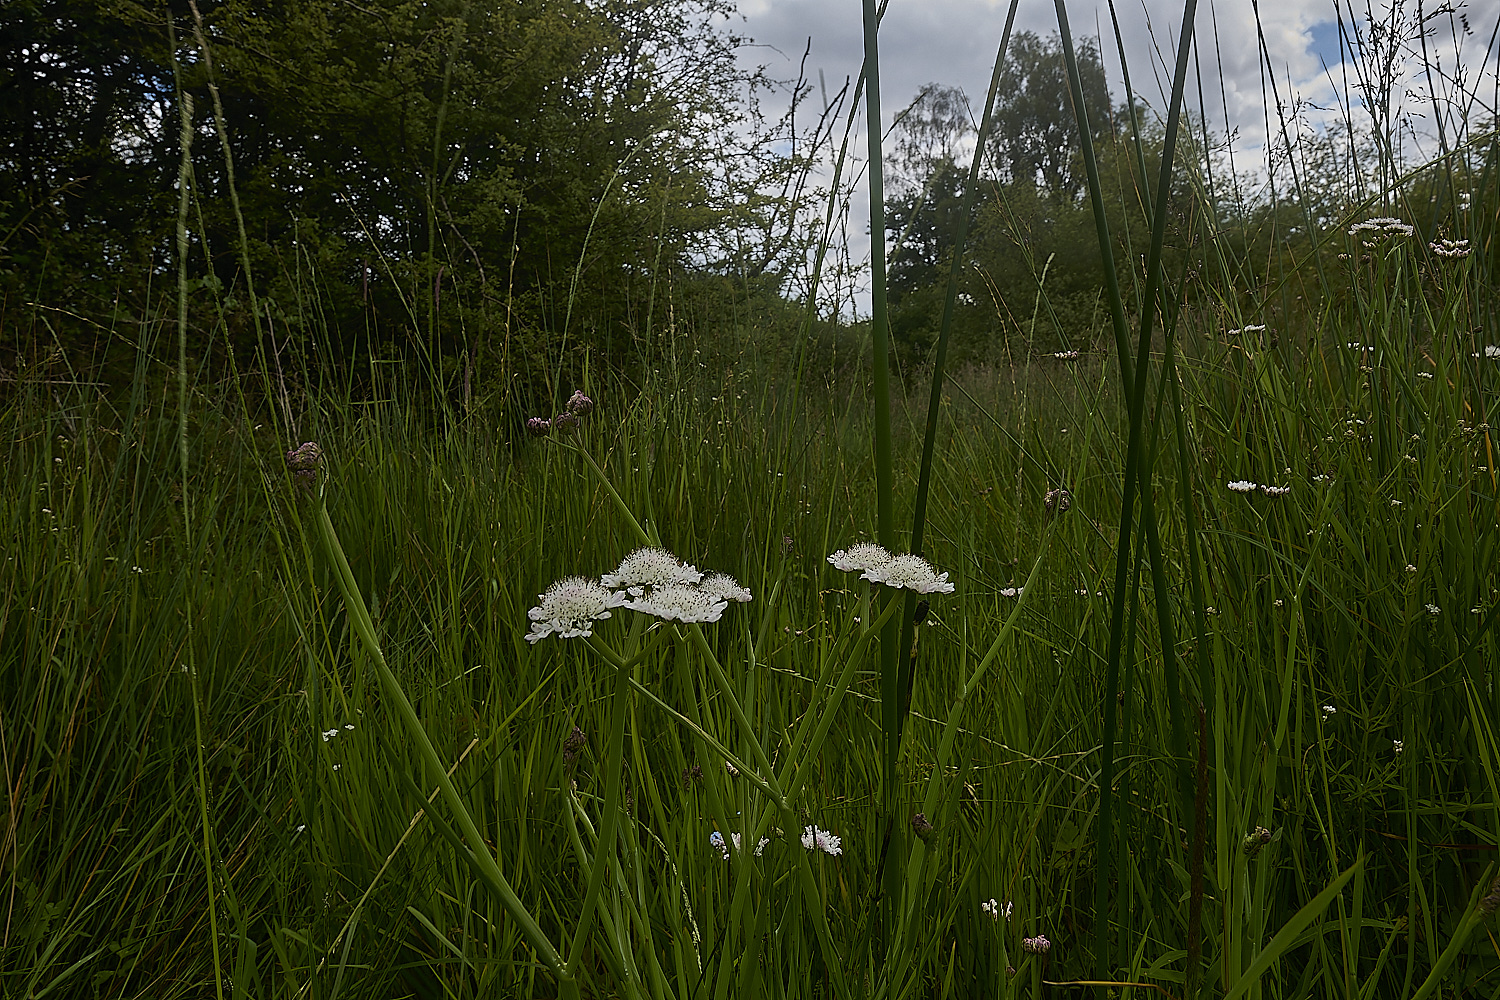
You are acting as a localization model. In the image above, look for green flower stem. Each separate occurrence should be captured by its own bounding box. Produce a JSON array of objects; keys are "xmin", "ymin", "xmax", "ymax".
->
[
  {"xmin": 562, "ymin": 650, "xmax": 636, "ymax": 982},
  {"xmin": 887, "ymin": 528, "xmax": 1055, "ymax": 963},
  {"xmin": 781, "ymin": 594, "xmax": 905, "ymax": 807},
  {"xmin": 686, "ymin": 624, "xmax": 786, "ymax": 806},
  {"xmin": 566, "ymin": 441, "xmax": 654, "ymax": 547},
  {"xmin": 313, "ymin": 502, "xmax": 575, "ymax": 996}
]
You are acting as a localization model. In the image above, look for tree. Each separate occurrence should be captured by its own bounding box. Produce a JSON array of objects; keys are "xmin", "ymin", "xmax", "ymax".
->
[{"xmin": 987, "ymin": 31, "xmax": 1112, "ymax": 199}]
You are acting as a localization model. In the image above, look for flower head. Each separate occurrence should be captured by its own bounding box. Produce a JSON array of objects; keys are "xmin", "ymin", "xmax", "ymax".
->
[
  {"xmin": 701, "ymin": 573, "xmax": 752, "ymax": 603},
  {"xmin": 1430, "ymin": 238, "xmax": 1471, "ymax": 259},
  {"xmin": 526, "ymin": 577, "xmax": 628, "ymax": 643},
  {"xmin": 1261, "ymin": 485, "xmax": 1292, "ymax": 497},
  {"xmin": 863, "ymin": 552, "xmax": 955, "ymax": 594},
  {"xmin": 1021, "ymin": 935, "xmax": 1051, "ymax": 954},
  {"xmin": 566, "ymin": 390, "xmax": 595, "ymax": 416},
  {"xmin": 626, "ymin": 582, "xmax": 728, "ymax": 624},
  {"xmin": 1227, "ymin": 480, "xmax": 1259, "ymax": 493},
  {"xmin": 603, "ymin": 547, "xmax": 704, "ymax": 595},
  {"xmin": 526, "ymin": 417, "xmax": 552, "ymax": 437},
  {"xmin": 827, "ymin": 542, "xmax": 894, "ymax": 574},
  {"xmin": 801, "ymin": 825, "xmax": 842, "ymax": 856}
]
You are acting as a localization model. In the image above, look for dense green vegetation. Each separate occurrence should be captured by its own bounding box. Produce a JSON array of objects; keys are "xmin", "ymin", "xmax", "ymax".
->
[{"xmin": 4, "ymin": 0, "xmax": 1500, "ymax": 997}]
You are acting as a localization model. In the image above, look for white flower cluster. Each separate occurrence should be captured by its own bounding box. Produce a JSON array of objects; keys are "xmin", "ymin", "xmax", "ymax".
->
[
  {"xmin": 1349, "ymin": 217, "xmax": 1413, "ymax": 239},
  {"xmin": 710, "ymin": 830, "xmax": 769, "ymax": 859},
  {"xmin": 1227, "ymin": 480, "xmax": 1291, "ymax": 497},
  {"xmin": 1429, "ymin": 238, "xmax": 1471, "ymax": 258},
  {"xmin": 527, "ymin": 547, "xmax": 751, "ymax": 642},
  {"xmin": 827, "ymin": 543, "xmax": 954, "ymax": 594},
  {"xmin": 981, "ymin": 898, "xmax": 1014, "ymax": 920},
  {"xmin": 1225, "ymin": 324, "xmax": 1267, "ymax": 336},
  {"xmin": 801, "ymin": 825, "xmax": 842, "ymax": 856}
]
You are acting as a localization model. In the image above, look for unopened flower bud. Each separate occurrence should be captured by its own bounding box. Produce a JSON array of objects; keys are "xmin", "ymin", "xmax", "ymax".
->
[
  {"xmin": 566, "ymin": 390, "xmax": 594, "ymax": 416},
  {"xmin": 1021, "ymin": 935, "xmax": 1051, "ymax": 954},
  {"xmin": 285, "ymin": 442, "xmax": 323, "ymax": 493},
  {"xmin": 911, "ymin": 812, "xmax": 935, "ymax": 843},
  {"xmin": 554, "ymin": 410, "xmax": 580, "ymax": 433},
  {"xmin": 526, "ymin": 417, "xmax": 552, "ymax": 437},
  {"xmin": 1242, "ymin": 826, "xmax": 1272, "ymax": 858},
  {"xmin": 1045, "ymin": 488, "xmax": 1072, "ymax": 515}
]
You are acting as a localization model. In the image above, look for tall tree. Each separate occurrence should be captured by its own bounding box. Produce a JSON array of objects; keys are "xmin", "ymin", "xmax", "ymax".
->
[{"xmin": 987, "ymin": 30, "xmax": 1111, "ymax": 199}]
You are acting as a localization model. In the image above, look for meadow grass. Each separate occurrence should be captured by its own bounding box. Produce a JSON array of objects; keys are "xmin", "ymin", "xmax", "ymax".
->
[{"xmin": 4, "ymin": 0, "xmax": 1500, "ymax": 997}]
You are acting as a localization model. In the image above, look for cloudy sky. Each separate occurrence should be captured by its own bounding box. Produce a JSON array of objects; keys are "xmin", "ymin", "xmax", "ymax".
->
[{"xmin": 729, "ymin": 0, "xmax": 1498, "ymax": 311}]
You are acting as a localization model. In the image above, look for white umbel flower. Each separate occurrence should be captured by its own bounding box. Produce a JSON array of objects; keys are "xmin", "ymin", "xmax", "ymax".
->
[
  {"xmin": 701, "ymin": 573, "xmax": 753, "ymax": 603},
  {"xmin": 602, "ymin": 547, "xmax": 703, "ymax": 595},
  {"xmin": 862, "ymin": 552, "xmax": 955, "ymax": 594},
  {"xmin": 1227, "ymin": 480, "xmax": 1258, "ymax": 493},
  {"xmin": 526, "ymin": 577, "xmax": 628, "ymax": 643},
  {"xmin": 626, "ymin": 582, "xmax": 728, "ymax": 624},
  {"xmin": 827, "ymin": 542, "xmax": 894, "ymax": 574},
  {"xmin": 801, "ymin": 825, "xmax": 842, "ymax": 856}
]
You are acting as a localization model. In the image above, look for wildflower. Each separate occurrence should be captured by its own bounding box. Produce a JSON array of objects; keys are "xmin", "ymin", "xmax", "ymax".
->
[
  {"xmin": 1430, "ymin": 238, "xmax": 1472, "ymax": 258},
  {"xmin": 701, "ymin": 573, "xmax": 753, "ymax": 604},
  {"xmin": 999, "ymin": 587, "xmax": 1021, "ymax": 598},
  {"xmin": 1021, "ymin": 935, "xmax": 1051, "ymax": 954},
  {"xmin": 911, "ymin": 812, "xmax": 935, "ymax": 844},
  {"xmin": 1390, "ymin": 500, "xmax": 1403, "ymax": 507},
  {"xmin": 1417, "ymin": 371, "xmax": 1434, "ymax": 379},
  {"xmin": 526, "ymin": 577, "xmax": 628, "ymax": 643},
  {"xmin": 863, "ymin": 553, "xmax": 955, "ymax": 594},
  {"xmin": 1227, "ymin": 480, "xmax": 1258, "ymax": 493},
  {"xmin": 1261, "ymin": 485, "xmax": 1292, "ymax": 497},
  {"xmin": 1426, "ymin": 603, "xmax": 1440, "ymax": 616},
  {"xmin": 1393, "ymin": 739, "xmax": 1404, "ymax": 754},
  {"xmin": 681, "ymin": 765, "xmax": 703, "ymax": 788},
  {"xmin": 626, "ymin": 582, "xmax": 729, "ymax": 624},
  {"xmin": 553, "ymin": 410, "xmax": 581, "ymax": 433},
  {"xmin": 603, "ymin": 547, "xmax": 703, "ymax": 595},
  {"xmin": 1314, "ymin": 474, "xmax": 1332, "ymax": 485},
  {"xmin": 295, "ymin": 824, "xmax": 307, "ymax": 835},
  {"xmin": 1242, "ymin": 826, "xmax": 1273, "ymax": 857},
  {"xmin": 1044, "ymin": 488, "xmax": 1072, "ymax": 515},
  {"xmin": 285, "ymin": 441, "xmax": 323, "ymax": 492},
  {"xmin": 981, "ymin": 898, "xmax": 1000, "ymax": 919},
  {"xmin": 1406, "ymin": 564, "xmax": 1418, "ymax": 573},
  {"xmin": 1349, "ymin": 217, "xmax": 1413, "ymax": 238},
  {"xmin": 1486, "ymin": 346, "xmax": 1500, "ymax": 360},
  {"xmin": 801, "ymin": 826, "xmax": 842, "ymax": 856},
  {"xmin": 1226, "ymin": 323, "xmax": 1267, "ymax": 335},
  {"xmin": 566, "ymin": 390, "xmax": 595, "ymax": 416},
  {"xmin": 563, "ymin": 726, "xmax": 587, "ymax": 765},
  {"xmin": 1051, "ymin": 350, "xmax": 1080, "ymax": 359},
  {"xmin": 710, "ymin": 831, "xmax": 730, "ymax": 860},
  {"xmin": 525, "ymin": 416, "xmax": 552, "ymax": 437},
  {"xmin": 1321, "ymin": 704, "xmax": 1337, "ymax": 721},
  {"xmin": 827, "ymin": 542, "xmax": 894, "ymax": 574}
]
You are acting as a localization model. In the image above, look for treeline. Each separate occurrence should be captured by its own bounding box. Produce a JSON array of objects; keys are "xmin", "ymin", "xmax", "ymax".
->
[
  {"xmin": 2, "ymin": 0, "xmax": 834, "ymax": 404},
  {"xmin": 882, "ymin": 31, "xmax": 1498, "ymax": 368}
]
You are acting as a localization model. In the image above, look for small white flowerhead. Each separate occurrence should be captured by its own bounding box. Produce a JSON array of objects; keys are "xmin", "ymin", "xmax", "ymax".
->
[
  {"xmin": 1321, "ymin": 704, "xmax": 1337, "ymax": 721},
  {"xmin": 701, "ymin": 573, "xmax": 752, "ymax": 603},
  {"xmin": 1261, "ymin": 485, "xmax": 1292, "ymax": 497},
  {"xmin": 1227, "ymin": 480, "xmax": 1259, "ymax": 493},
  {"xmin": 602, "ymin": 547, "xmax": 703, "ymax": 595},
  {"xmin": 1430, "ymin": 238, "xmax": 1471, "ymax": 258},
  {"xmin": 1426, "ymin": 603, "xmax": 1440, "ymax": 616},
  {"xmin": 526, "ymin": 577, "xmax": 628, "ymax": 643},
  {"xmin": 863, "ymin": 553, "xmax": 955, "ymax": 594},
  {"xmin": 1485, "ymin": 346, "xmax": 1500, "ymax": 360},
  {"xmin": 828, "ymin": 542, "xmax": 894, "ymax": 574},
  {"xmin": 981, "ymin": 898, "xmax": 999, "ymax": 919},
  {"xmin": 627, "ymin": 582, "xmax": 728, "ymax": 624},
  {"xmin": 710, "ymin": 831, "xmax": 729, "ymax": 860},
  {"xmin": 999, "ymin": 586, "xmax": 1021, "ymax": 598},
  {"xmin": 1393, "ymin": 739, "xmax": 1404, "ymax": 754},
  {"xmin": 801, "ymin": 825, "xmax": 842, "ymax": 856}
]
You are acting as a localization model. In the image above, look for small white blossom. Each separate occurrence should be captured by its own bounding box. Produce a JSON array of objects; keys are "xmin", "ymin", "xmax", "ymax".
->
[
  {"xmin": 1430, "ymin": 238, "xmax": 1471, "ymax": 258},
  {"xmin": 801, "ymin": 826, "xmax": 842, "ymax": 856},
  {"xmin": 1321, "ymin": 704, "xmax": 1336, "ymax": 721},
  {"xmin": 526, "ymin": 577, "xmax": 629, "ymax": 643},
  {"xmin": 1261, "ymin": 485, "xmax": 1292, "ymax": 497},
  {"xmin": 1393, "ymin": 739, "xmax": 1404, "ymax": 754},
  {"xmin": 1425, "ymin": 603, "xmax": 1440, "ymax": 616},
  {"xmin": 863, "ymin": 553, "xmax": 955, "ymax": 594},
  {"xmin": 1226, "ymin": 324, "xmax": 1267, "ymax": 335},
  {"xmin": 602, "ymin": 547, "xmax": 703, "ymax": 595},
  {"xmin": 1227, "ymin": 480, "xmax": 1259, "ymax": 493},
  {"xmin": 701, "ymin": 573, "xmax": 753, "ymax": 603},
  {"xmin": 627, "ymin": 582, "xmax": 728, "ymax": 624},
  {"xmin": 999, "ymin": 586, "xmax": 1021, "ymax": 598},
  {"xmin": 828, "ymin": 542, "xmax": 894, "ymax": 574}
]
